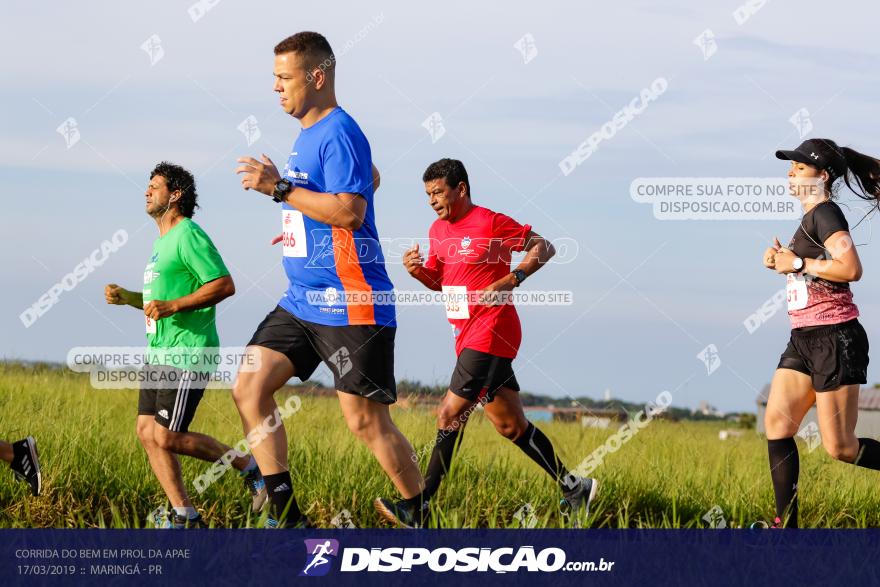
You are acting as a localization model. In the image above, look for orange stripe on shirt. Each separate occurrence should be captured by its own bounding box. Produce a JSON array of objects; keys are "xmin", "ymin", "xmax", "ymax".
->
[{"xmin": 331, "ymin": 227, "xmax": 376, "ymax": 325}]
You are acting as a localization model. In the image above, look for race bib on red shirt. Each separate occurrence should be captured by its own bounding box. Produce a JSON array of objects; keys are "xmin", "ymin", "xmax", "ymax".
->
[{"xmin": 442, "ymin": 285, "xmax": 469, "ymax": 319}]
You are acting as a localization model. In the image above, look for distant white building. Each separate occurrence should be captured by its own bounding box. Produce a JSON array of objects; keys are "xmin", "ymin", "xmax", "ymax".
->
[
  {"xmin": 756, "ymin": 385, "xmax": 880, "ymax": 437},
  {"xmin": 696, "ymin": 400, "xmax": 725, "ymax": 418}
]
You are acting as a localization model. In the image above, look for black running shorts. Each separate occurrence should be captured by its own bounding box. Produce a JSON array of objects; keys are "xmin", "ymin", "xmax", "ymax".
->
[
  {"xmin": 777, "ymin": 318, "xmax": 869, "ymax": 392},
  {"xmin": 247, "ymin": 305, "xmax": 397, "ymax": 404},
  {"xmin": 137, "ymin": 364, "xmax": 208, "ymax": 433},
  {"xmin": 449, "ymin": 348, "xmax": 520, "ymax": 403}
]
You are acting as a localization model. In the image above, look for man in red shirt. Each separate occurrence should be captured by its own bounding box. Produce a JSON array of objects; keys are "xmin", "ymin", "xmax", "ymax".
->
[{"xmin": 374, "ymin": 158, "xmax": 597, "ymax": 528}]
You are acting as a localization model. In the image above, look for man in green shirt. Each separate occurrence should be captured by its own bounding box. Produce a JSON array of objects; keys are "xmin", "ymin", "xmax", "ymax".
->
[{"xmin": 105, "ymin": 161, "xmax": 266, "ymax": 528}]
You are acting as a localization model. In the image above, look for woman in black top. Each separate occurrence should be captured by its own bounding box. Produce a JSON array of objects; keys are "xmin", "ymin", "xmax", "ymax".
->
[{"xmin": 761, "ymin": 138, "xmax": 880, "ymax": 528}]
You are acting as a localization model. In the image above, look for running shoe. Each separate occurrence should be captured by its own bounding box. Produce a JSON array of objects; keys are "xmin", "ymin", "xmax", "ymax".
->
[
  {"xmin": 560, "ymin": 476, "xmax": 598, "ymax": 528},
  {"xmin": 153, "ymin": 510, "xmax": 208, "ymax": 529},
  {"xmin": 264, "ymin": 514, "xmax": 313, "ymax": 529},
  {"xmin": 242, "ymin": 467, "xmax": 268, "ymax": 513},
  {"xmin": 10, "ymin": 436, "xmax": 41, "ymax": 496},
  {"xmin": 373, "ymin": 497, "xmax": 430, "ymax": 529},
  {"xmin": 750, "ymin": 516, "xmax": 784, "ymax": 529}
]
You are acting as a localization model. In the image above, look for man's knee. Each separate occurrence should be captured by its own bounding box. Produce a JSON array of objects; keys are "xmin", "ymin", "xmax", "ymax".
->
[
  {"xmin": 344, "ymin": 408, "xmax": 384, "ymax": 443},
  {"xmin": 136, "ymin": 418, "xmax": 156, "ymax": 447},
  {"xmin": 436, "ymin": 398, "xmax": 470, "ymax": 432},
  {"xmin": 232, "ymin": 371, "xmax": 269, "ymax": 410},
  {"xmin": 494, "ymin": 417, "xmax": 528, "ymax": 441},
  {"xmin": 153, "ymin": 426, "xmax": 184, "ymax": 452}
]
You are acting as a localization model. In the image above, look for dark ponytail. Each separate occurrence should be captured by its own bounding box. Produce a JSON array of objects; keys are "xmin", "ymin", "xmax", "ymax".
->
[{"xmin": 839, "ymin": 146, "xmax": 880, "ymax": 203}]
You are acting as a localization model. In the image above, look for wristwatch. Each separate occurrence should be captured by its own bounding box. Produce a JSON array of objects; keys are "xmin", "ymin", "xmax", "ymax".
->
[
  {"xmin": 792, "ymin": 257, "xmax": 805, "ymax": 273},
  {"xmin": 512, "ymin": 269, "xmax": 527, "ymax": 287},
  {"xmin": 272, "ymin": 179, "xmax": 292, "ymax": 203}
]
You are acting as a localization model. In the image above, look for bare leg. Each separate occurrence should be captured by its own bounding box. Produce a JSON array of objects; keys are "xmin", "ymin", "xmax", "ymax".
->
[
  {"xmin": 136, "ymin": 416, "xmax": 191, "ymax": 508},
  {"xmin": 231, "ymin": 346, "xmax": 295, "ymax": 476},
  {"xmin": 815, "ymin": 384, "xmax": 861, "ymax": 462},
  {"xmin": 482, "ymin": 388, "xmax": 529, "ymax": 441},
  {"xmin": 152, "ymin": 427, "xmax": 250, "ymax": 471},
  {"xmin": 338, "ymin": 392, "xmax": 424, "ymax": 499},
  {"xmin": 0, "ymin": 441, "xmax": 12, "ymax": 464},
  {"xmin": 764, "ymin": 368, "xmax": 815, "ymax": 440},
  {"xmin": 763, "ymin": 368, "xmax": 816, "ymax": 527}
]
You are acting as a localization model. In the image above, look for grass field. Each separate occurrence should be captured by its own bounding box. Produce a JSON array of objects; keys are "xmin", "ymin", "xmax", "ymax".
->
[{"xmin": 2, "ymin": 362, "xmax": 880, "ymax": 528}]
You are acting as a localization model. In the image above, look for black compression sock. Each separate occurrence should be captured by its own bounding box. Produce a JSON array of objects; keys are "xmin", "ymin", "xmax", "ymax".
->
[
  {"xmin": 410, "ymin": 428, "xmax": 462, "ymax": 504},
  {"xmin": 513, "ymin": 422, "xmax": 577, "ymax": 492},
  {"xmin": 768, "ymin": 437, "xmax": 799, "ymax": 528},
  {"xmin": 854, "ymin": 438, "xmax": 880, "ymax": 470},
  {"xmin": 263, "ymin": 471, "xmax": 301, "ymax": 525}
]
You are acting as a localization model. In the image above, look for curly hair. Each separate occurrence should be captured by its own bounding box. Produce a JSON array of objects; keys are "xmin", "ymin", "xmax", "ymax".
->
[
  {"xmin": 422, "ymin": 158, "xmax": 471, "ymax": 198},
  {"xmin": 150, "ymin": 161, "xmax": 199, "ymax": 218}
]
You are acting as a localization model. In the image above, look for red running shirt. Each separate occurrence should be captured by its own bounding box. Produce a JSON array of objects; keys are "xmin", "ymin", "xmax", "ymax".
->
[{"xmin": 424, "ymin": 205, "xmax": 532, "ymax": 359}]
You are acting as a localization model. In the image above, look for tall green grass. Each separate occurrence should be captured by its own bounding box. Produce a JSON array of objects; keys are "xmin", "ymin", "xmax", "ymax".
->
[{"xmin": 2, "ymin": 362, "xmax": 879, "ymax": 528}]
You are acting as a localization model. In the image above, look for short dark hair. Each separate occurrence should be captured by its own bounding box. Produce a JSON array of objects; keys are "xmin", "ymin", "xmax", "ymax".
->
[
  {"xmin": 422, "ymin": 158, "xmax": 470, "ymax": 197},
  {"xmin": 150, "ymin": 162, "xmax": 199, "ymax": 218},
  {"xmin": 274, "ymin": 31, "xmax": 335, "ymax": 72}
]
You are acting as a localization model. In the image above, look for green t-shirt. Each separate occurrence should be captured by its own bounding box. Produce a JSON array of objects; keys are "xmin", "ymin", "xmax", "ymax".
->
[{"xmin": 143, "ymin": 218, "xmax": 229, "ymax": 372}]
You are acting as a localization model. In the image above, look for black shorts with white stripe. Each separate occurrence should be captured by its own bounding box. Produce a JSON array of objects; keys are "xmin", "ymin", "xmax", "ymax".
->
[{"xmin": 137, "ymin": 364, "xmax": 208, "ymax": 433}]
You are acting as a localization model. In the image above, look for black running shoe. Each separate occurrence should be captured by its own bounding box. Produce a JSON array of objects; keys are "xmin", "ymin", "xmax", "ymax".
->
[
  {"xmin": 373, "ymin": 497, "xmax": 429, "ymax": 529},
  {"xmin": 10, "ymin": 436, "xmax": 41, "ymax": 496}
]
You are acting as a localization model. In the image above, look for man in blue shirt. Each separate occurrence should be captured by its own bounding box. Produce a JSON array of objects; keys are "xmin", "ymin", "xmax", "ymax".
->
[{"xmin": 234, "ymin": 31, "xmax": 424, "ymax": 527}]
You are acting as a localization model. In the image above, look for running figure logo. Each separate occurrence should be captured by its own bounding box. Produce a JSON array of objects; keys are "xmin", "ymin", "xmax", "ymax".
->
[
  {"xmin": 299, "ymin": 539, "xmax": 339, "ymax": 577},
  {"xmin": 332, "ymin": 347, "xmax": 352, "ymax": 378}
]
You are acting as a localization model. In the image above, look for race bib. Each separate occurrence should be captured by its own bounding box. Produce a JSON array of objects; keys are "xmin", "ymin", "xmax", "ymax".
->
[
  {"xmin": 145, "ymin": 314, "xmax": 157, "ymax": 335},
  {"xmin": 282, "ymin": 209, "xmax": 307, "ymax": 258},
  {"xmin": 442, "ymin": 285, "xmax": 469, "ymax": 319},
  {"xmin": 786, "ymin": 273, "xmax": 808, "ymax": 311}
]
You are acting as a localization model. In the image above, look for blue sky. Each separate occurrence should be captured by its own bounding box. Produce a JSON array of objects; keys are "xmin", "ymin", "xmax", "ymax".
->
[{"xmin": 3, "ymin": 1, "xmax": 879, "ymax": 412}]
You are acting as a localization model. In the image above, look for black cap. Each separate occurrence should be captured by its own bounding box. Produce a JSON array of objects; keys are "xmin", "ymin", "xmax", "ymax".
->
[{"xmin": 776, "ymin": 139, "xmax": 847, "ymax": 180}]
